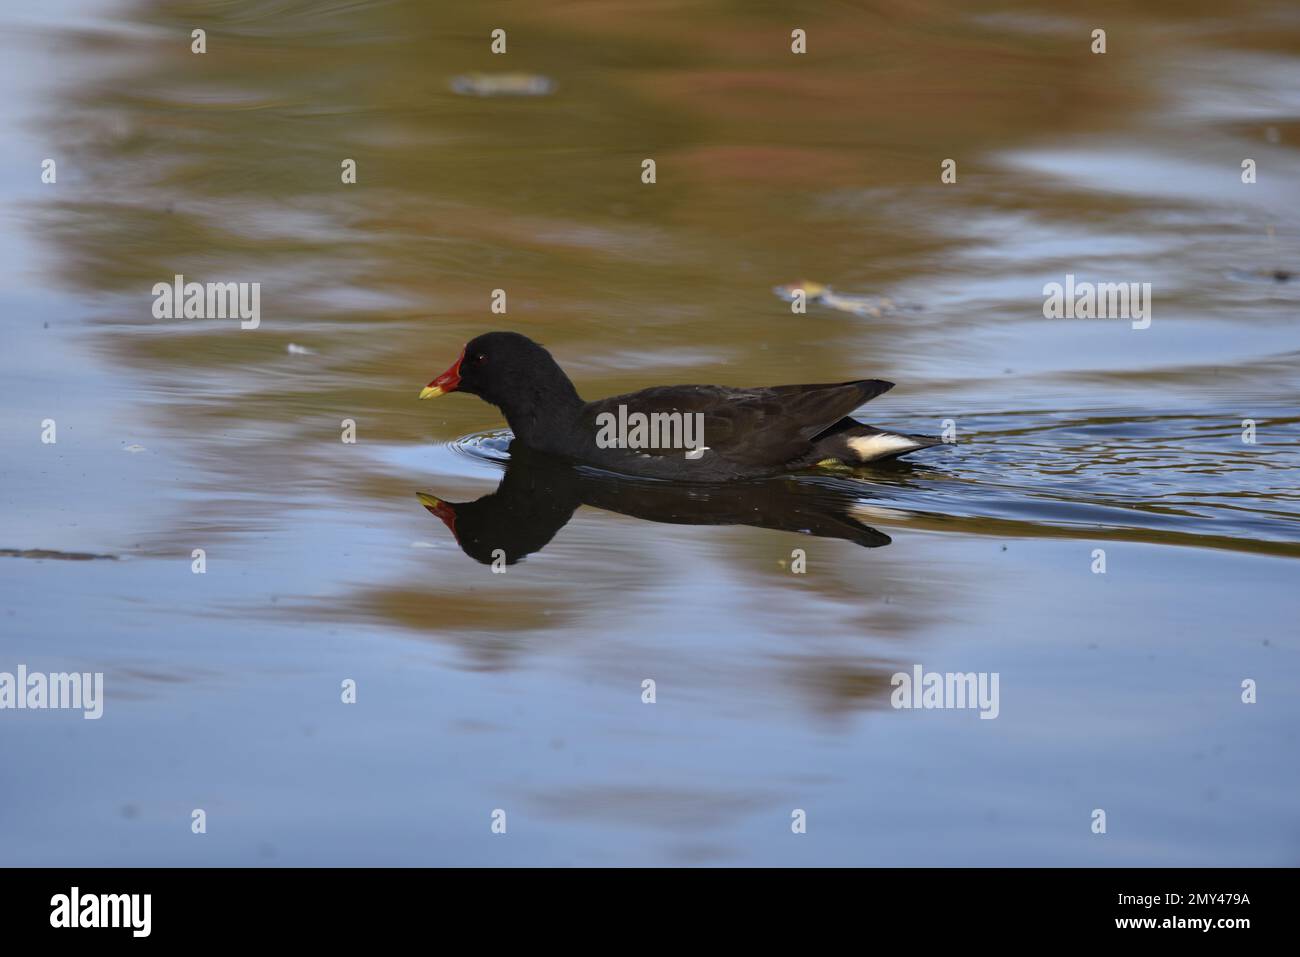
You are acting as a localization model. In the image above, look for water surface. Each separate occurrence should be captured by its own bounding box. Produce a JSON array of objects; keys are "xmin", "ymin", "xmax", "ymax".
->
[{"xmin": 2, "ymin": 0, "xmax": 1298, "ymax": 865}]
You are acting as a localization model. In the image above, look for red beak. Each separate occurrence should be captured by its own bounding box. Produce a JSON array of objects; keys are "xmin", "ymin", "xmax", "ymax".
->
[{"xmin": 419, "ymin": 346, "xmax": 465, "ymax": 399}]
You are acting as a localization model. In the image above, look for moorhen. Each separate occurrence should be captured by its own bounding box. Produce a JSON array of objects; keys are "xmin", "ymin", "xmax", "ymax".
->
[{"xmin": 419, "ymin": 331, "xmax": 938, "ymax": 481}]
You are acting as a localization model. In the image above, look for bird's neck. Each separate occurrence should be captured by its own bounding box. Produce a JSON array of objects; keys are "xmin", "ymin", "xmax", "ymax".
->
[{"xmin": 497, "ymin": 373, "xmax": 584, "ymax": 450}]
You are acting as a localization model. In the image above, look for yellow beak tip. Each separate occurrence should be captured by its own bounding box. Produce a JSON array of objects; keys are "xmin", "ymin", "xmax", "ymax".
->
[
  {"xmin": 416, "ymin": 492, "xmax": 444, "ymax": 508},
  {"xmin": 418, "ymin": 385, "xmax": 444, "ymax": 399}
]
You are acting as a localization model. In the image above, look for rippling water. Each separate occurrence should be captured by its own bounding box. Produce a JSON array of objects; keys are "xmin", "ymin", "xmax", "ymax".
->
[{"xmin": 1, "ymin": 0, "xmax": 1298, "ymax": 865}]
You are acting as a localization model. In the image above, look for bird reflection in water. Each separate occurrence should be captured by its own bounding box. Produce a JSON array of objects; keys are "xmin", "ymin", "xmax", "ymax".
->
[{"xmin": 418, "ymin": 444, "xmax": 899, "ymax": 566}]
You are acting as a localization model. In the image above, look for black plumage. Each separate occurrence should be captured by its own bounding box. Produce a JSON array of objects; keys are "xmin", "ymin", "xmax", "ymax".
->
[{"xmin": 420, "ymin": 331, "xmax": 939, "ymax": 481}]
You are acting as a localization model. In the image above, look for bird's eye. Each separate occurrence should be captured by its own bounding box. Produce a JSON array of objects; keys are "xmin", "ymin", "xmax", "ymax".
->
[{"xmin": 474, "ymin": 353, "xmax": 488, "ymax": 364}]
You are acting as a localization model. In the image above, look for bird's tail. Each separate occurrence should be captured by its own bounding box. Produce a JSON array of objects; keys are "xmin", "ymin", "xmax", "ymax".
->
[{"xmin": 816, "ymin": 423, "xmax": 942, "ymax": 464}]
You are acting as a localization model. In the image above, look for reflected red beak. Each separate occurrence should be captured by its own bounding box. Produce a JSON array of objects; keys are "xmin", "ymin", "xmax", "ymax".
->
[
  {"xmin": 419, "ymin": 346, "xmax": 466, "ymax": 399},
  {"xmin": 417, "ymin": 492, "xmax": 458, "ymax": 539}
]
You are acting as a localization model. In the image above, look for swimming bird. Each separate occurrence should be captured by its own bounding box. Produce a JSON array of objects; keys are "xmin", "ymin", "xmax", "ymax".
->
[{"xmin": 419, "ymin": 331, "xmax": 939, "ymax": 482}]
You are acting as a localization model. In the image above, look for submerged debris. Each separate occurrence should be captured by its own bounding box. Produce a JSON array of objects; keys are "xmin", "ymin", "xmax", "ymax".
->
[
  {"xmin": 450, "ymin": 73, "xmax": 555, "ymax": 97},
  {"xmin": 773, "ymin": 280, "xmax": 913, "ymax": 318},
  {"xmin": 1226, "ymin": 268, "xmax": 1293, "ymax": 283},
  {"xmin": 0, "ymin": 548, "xmax": 118, "ymax": 561}
]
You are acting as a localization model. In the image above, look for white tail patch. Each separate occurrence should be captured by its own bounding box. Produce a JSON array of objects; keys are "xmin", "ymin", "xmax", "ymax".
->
[
  {"xmin": 848, "ymin": 502, "xmax": 910, "ymax": 523},
  {"xmin": 847, "ymin": 432, "xmax": 923, "ymax": 461}
]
